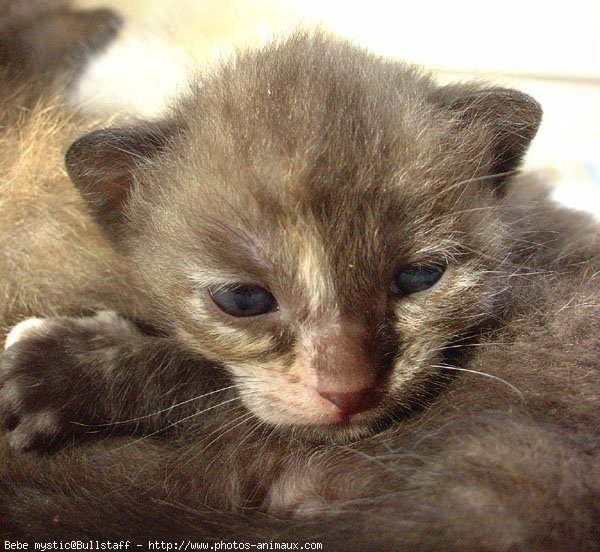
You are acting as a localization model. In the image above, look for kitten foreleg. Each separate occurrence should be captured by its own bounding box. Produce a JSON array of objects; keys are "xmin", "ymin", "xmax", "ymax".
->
[{"xmin": 0, "ymin": 311, "xmax": 229, "ymax": 452}]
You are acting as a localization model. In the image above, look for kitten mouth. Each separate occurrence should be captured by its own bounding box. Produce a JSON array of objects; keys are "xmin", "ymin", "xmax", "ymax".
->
[
  {"xmin": 316, "ymin": 389, "xmax": 382, "ymax": 424},
  {"xmin": 242, "ymin": 382, "xmax": 385, "ymax": 431},
  {"xmin": 290, "ymin": 408, "xmax": 386, "ymax": 444},
  {"xmin": 313, "ymin": 410, "xmax": 379, "ymax": 430}
]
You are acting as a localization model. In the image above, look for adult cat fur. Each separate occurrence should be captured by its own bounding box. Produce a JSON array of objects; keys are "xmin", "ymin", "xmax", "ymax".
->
[
  {"xmin": 0, "ymin": 31, "xmax": 599, "ymax": 550},
  {"xmin": 0, "ymin": 0, "xmax": 145, "ymax": 340}
]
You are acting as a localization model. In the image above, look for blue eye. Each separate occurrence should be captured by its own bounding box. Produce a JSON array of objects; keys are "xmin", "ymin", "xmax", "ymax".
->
[
  {"xmin": 209, "ymin": 285, "xmax": 278, "ymax": 317},
  {"xmin": 391, "ymin": 264, "xmax": 445, "ymax": 295}
]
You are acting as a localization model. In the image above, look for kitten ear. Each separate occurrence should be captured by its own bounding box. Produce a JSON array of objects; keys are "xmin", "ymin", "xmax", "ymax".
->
[
  {"xmin": 433, "ymin": 86, "xmax": 543, "ymax": 190},
  {"xmin": 65, "ymin": 124, "xmax": 174, "ymax": 241}
]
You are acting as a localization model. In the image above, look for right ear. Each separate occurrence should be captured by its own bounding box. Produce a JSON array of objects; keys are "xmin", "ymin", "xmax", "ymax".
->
[
  {"xmin": 430, "ymin": 85, "xmax": 542, "ymax": 193},
  {"xmin": 65, "ymin": 123, "xmax": 175, "ymax": 242}
]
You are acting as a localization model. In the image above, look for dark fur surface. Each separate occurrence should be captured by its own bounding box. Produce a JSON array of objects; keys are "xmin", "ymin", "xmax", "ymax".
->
[
  {"xmin": 0, "ymin": 0, "xmax": 120, "ymax": 81},
  {"xmin": 0, "ymin": 15, "xmax": 598, "ymax": 551}
]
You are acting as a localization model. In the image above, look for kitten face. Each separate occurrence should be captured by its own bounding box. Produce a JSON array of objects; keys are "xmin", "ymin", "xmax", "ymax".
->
[
  {"xmin": 129, "ymin": 153, "xmax": 507, "ymax": 440},
  {"xmin": 66, "ymin": 34, "xmax": 541, "ymax": 442}
]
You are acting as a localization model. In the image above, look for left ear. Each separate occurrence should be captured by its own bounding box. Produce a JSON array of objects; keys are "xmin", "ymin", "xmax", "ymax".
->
[
  {"xmin": 432, "ymin": 85, "xmax": 543, "ymax": 191},
  {"xmin": 65, "ymin": 122, "xmax": 176, "ymax": 243}
]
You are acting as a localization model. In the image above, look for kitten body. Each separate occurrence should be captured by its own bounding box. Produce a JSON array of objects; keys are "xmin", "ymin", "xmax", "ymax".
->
[{"xmin": 0, "ymin": 27, "xmax": 598, "ymax": 550}]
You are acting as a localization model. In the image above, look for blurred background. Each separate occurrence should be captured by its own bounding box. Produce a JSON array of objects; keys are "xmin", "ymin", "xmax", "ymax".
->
[{"xmin": 76, "ymin": 0, "xmax": 600, "ymax": 218}]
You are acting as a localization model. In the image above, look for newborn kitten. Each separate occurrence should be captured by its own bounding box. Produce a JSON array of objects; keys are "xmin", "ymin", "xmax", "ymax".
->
[
  {"xmin": 1, "ymin": 32, "xmax": 599, "ymax": 549},
  {"xmin": 0, "ymin": 0, "xmax": 145, "ymax": 341}
]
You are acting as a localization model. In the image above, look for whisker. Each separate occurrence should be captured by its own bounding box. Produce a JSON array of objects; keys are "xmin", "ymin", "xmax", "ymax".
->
[
  {"xmin": 194, "ymin": 410, "xmax": 255, "ymax": 449},
  {"xmin": 434, "ymin": 363, "xmax": 524, "ymax": 400},
  {"xmin": 336, "ymin": 444, "xmax": 404, "ymax": 480},
  {"xmin": 226, "ymin": 418, "xmax": 264, "ymax": 462},
  {"xmin": 174, "ymin": 412, "xmax": 256, "ymax": 477},
  {"xmin": 72, "ymin": 384, "xmax": 240, "ymax": 428},
  {"xmin": 201, "ymin": 413, "xmax": 258, "ymax": 469},
  {"xmin": 150, "ymin": 394, "xmax": 247, "ymax": 433},
  {"xmin": 101, "ymin": 394, "xmax": 249, "ymax": 455},
  {"xmin": 426, "ymin": 169, "xmax": 518, "ymax": 204}
]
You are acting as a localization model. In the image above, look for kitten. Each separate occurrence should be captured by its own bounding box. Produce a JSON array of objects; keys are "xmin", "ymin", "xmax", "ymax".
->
[
  {"xmin": 1, "ymin": 30, "xmax": 599, "ymax": 549},
  {"xmin": 0, "ymin": 0, "xmax": 120, "ymax": 82},
  {"xmin": 0, "ymin": 0, "xmax": 146, "ymax": 341}
]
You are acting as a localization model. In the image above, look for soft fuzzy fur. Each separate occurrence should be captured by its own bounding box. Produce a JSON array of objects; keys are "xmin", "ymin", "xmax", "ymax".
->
[
  {"xmin": 0, "ymin": 1, "xmax": 145, "ymax": 340},
  {"xmin": 0, "ymin": 8, "xmax": 598, "ymax": 550},
  {"xmin": 70, "ymin": 0, "xmax": 301, "ymax": 118}
]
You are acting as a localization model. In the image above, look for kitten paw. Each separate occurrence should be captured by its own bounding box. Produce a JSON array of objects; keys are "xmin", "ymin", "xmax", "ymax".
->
[
  {"xmin": 0, "ymin": 312, "xmax": 132, "ymax": 452},
  {"xmin": 4, "ymin": 409, "xmax": 62, "ymax": 453}
]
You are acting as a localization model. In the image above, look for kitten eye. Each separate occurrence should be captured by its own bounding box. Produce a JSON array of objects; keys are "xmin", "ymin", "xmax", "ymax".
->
[
  {"xmin": 209, "ymin": 285, "xmax": 278, "ymax": 317},
  {"xmin": 390, "ymin": 264, "xmax": 445, "ymax": 295}
]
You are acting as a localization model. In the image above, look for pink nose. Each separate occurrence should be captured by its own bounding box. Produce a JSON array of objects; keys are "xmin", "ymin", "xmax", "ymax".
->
[{"xmin": 318, "ymin": 388, "xmax": 372, "ymax": 416}]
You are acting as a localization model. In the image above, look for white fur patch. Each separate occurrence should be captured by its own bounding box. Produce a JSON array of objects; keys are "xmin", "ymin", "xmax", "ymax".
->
[
  {"xmin": 69, "ymin": 35, "xmax": 189, "ymax": 118},
  {"xmin": 550, "ymin": 178, "xmax": 600, "ymax": 221},
  {"xmin": 285, "ymin": 225, "xmax": 337, "ymax": 315},
  {"xmin": 4, "ymin": 318, "xmax": 48, "ymax": 350}
]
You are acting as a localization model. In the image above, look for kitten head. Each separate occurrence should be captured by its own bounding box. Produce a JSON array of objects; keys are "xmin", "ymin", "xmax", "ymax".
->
[{"xmin": 66, "ymin": 33, "xmax": 542, "ymax": 442}]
